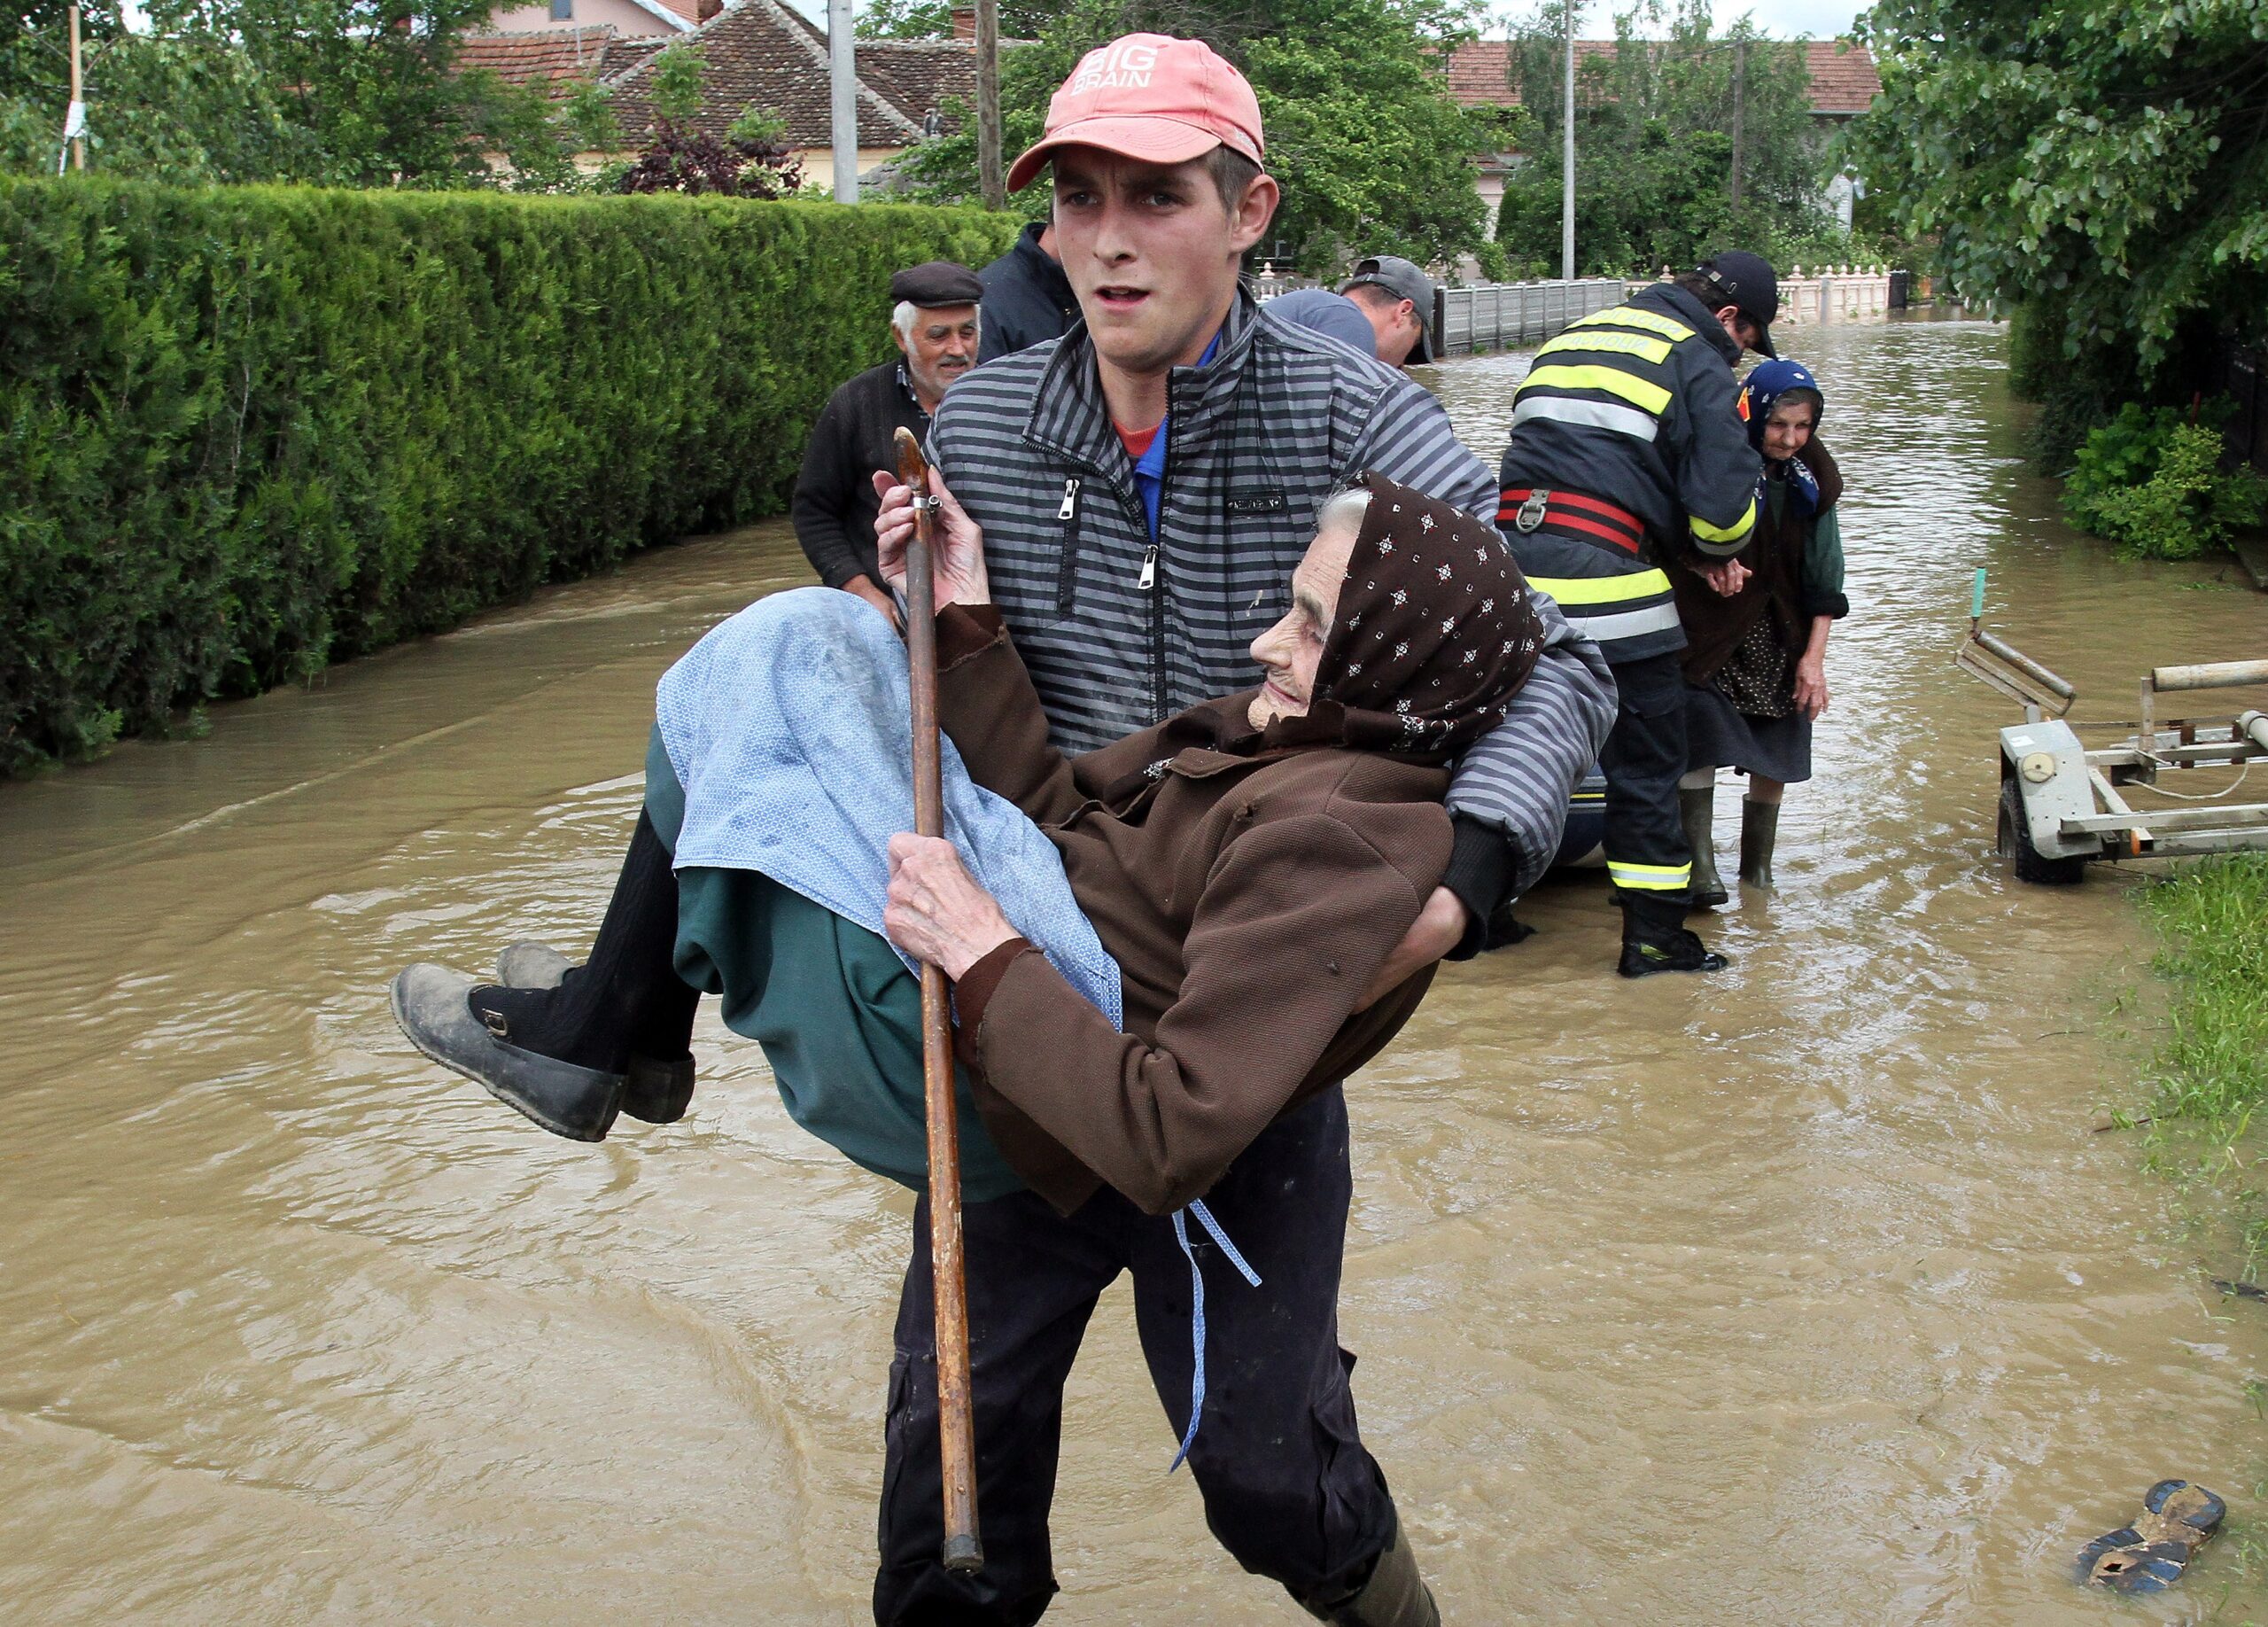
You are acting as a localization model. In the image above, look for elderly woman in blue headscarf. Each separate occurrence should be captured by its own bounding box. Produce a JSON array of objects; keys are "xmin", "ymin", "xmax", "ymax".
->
[{"xmin": 1667, "ymin": 360, "xmax": 1849, "ymax": 906}]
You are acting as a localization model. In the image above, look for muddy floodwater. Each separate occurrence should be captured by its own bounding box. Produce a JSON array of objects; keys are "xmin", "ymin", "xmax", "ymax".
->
[{"xmin": 8, "ymin": 316, "xmax": 2268, "ymax": 1624}]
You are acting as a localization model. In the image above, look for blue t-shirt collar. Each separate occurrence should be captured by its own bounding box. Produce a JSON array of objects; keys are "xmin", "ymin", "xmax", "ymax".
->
[{"xmin": 1131, "ymin": 327, "xmax": 1223, "ymax": 522}]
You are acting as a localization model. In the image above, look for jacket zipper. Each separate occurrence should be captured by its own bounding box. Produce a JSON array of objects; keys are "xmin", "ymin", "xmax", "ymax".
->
[
  {"xmin": 1054, "ymin": 478, "xmax": 1081, "ymax": 618},
  {"xmin": 1146, "ymin": 457, "xmax": 1168, "ymax": 721}
]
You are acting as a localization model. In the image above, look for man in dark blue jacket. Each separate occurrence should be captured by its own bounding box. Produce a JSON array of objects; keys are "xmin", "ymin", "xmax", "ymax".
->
[
  {"xmin": 975, "ymin": 222, "xmax": 1078, "ymax": 362},
  {"xmin": 1497, "ymin": 255, "xmax": 1777, "ymax": 977}
]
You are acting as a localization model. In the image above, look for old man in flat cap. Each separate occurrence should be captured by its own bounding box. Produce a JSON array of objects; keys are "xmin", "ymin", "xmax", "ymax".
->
[{"xmin": 792, "ymin": 261, "xmax": 983, "ymax": 620}]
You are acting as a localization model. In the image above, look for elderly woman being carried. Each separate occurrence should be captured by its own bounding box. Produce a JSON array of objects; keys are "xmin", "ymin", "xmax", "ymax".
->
[{"xmin": 388, "ymin": 470, "xmax": 1542, "ymax": 1627}]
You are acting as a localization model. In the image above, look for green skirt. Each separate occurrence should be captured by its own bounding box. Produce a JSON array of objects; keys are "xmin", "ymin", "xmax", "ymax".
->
[{"xmin": 644, "ymin": 729, "xmax": 1026, "ymax": 1202}]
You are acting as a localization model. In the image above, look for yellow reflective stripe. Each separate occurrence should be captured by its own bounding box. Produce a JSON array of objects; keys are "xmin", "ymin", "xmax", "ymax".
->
[
  {"xmin": 1526, "ymin": 569, "xmax": 1672, "ymax": 605},
  {"xmin": 1690, "ymin": 496, "xmax": 1758, "ymax": 544},
  {"xmin": 1536, "ymin": 329, "xmax": 1673, "ymax": 365},
  {"xmin": 1607, "ymin": 860, "xmax": 1691, "ymax": 889},
  {"xmin": 1516, "ymin": 365, "xmax": 1672, "ymax": 416},
  {"xmin": 1571, "ymin": 306, "xmax": 1695, "ymax": 342}
]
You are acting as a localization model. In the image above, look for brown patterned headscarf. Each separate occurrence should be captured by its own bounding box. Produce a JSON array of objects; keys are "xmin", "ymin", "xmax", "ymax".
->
[{"xmin": 1306, "ymin": 471, "xmax": 1546, "ymax": 759}]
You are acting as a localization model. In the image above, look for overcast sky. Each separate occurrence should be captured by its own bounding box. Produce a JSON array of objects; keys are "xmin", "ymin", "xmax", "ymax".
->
[{"xmin": 780, "ymin": 0, "xmax": 1868, "ymax": 41}]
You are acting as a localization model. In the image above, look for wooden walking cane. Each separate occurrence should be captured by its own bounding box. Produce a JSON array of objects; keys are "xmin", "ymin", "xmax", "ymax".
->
[{"xmin": 893, "ymin": 427, "xmax": 984, "ymax": 1574}]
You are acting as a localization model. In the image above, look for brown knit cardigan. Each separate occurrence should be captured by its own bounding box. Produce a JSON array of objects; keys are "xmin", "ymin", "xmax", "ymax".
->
[{"xmin": 932, "ymin": 604, "xmax": 1452, "ymax": 1217}]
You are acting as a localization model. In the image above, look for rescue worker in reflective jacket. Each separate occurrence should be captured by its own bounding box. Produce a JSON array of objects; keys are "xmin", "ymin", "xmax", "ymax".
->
[{"xmin": 1496, "ymin": 253, "xmax": 1776, "ymax": 976}]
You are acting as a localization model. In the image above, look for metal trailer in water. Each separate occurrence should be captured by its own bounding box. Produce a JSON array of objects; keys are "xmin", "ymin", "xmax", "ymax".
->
[{"xmin": 1956, "ymin": 570, "xmax": 2268, "ymax": 884}]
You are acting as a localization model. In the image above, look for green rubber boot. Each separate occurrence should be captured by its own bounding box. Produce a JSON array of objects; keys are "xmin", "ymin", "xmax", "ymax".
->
[
  {"xmin": 1740, "ymin": 798, "xmax": 1781, "ymax": 892},
  {"xmin": 1681, "ymin": 787, "xmax": 1727, "ymax": 910},
  {"xmin": 1298, "ymin": 1514, "xmax": 1440, "ymax": 1627}
]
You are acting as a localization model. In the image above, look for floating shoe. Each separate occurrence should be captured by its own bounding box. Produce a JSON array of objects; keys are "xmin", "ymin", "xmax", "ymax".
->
[
  {"xmin": 391, "ymin": 962, "xmax": 624, "ymax": 1142},
  {"xmin": 2076, "ymin": 1479, "xmax": 2225, "ymax": 1592},
  {"xmin": 494, "ymin": 940, "xmax": 696, "ymax": 1125}
]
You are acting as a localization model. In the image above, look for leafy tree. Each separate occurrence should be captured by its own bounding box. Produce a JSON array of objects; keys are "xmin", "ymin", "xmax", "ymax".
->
[
  {"xmin": 1850, "ymin": 0, "xmax": 2265, "ymax": 417},
  {"xmin": 646, "ymin": 38, "xmax": 706, "ymax": 128},
  {"xmin": 561, "ymin": 78, "xmax": 622, "ymax": 157},
  {"xmin": 0, "ymin": 0, "xmax": 563, "ymax": 186},
  {"xmin": 895, "ymin": 0, "xmax": 1495, "ymax": 273},
  {"xmin": 726, "ymin": 103, "xmax": 788, "ymax": 147},
  {"xmin": 857, "ymin": 0, "xmax": 1059, "ymax": 41},
  {"xmin": 1488, "ymin": 0, "xmax": 1854, "ymax": 277}
]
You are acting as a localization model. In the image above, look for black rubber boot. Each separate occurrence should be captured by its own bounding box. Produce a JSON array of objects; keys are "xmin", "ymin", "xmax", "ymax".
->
[
  {"xmin": 496, "ymin": 941, "xmax": 696, "ymax": 1125},
  {"xmin": 1681, "ymin": 786, "xmax": 1728, "ymax": 910},
  {"xmin": 1296, "ymin": 1514, "xmax": 1440, "ymax": 1627},
  {"xmin": 391, "ymin": 963, "xmax": 624, "ymax": 1141},
  {"xmin": 1617, "ymin": 891, "xmax": 1728, "ymax": 977},
  {"xmin": 1740, "ymin": 798, "xmax": 1781, "ymax": 892}
]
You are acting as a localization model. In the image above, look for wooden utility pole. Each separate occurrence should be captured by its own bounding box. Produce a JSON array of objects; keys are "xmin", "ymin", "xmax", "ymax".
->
[
  {"xmin": 67, "ymin": 2, "xmax": 86, "ymax": 171},
  {"xmin": 975, "ymin": 0, "xmax": 1003, "ymax": 209},
  {"xmin": 829, "ymin": 0, "xmax": 858, "ymax": 203},
  {"xmin": 1728, "ymin": 39, "xmax": 1746, "ymax": 213}
]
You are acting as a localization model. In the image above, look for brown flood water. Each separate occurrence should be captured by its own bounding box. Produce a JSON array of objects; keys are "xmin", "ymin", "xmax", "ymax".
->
[{"xmin": 5, "ymin": 315, "xmax": 2268, "ymax": 1624}]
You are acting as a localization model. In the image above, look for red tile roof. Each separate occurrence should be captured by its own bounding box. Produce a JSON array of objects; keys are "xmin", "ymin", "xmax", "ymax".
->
[
  {"xmin": 1445, "ymin": 38, "xmax": 1880, "ymax": 117},
  {"xmin": 1800, "ymin": 40, "xmax": 1881, "ymax": 114},
  {"xmin": 604, "ymin": 0, "xmax": 987, "ymax": 149},
  {"xmin": 454, "ymin": 27, "xmax": 672, "ymax": 97}
]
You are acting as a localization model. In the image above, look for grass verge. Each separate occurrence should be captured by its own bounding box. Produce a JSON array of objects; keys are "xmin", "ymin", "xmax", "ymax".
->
[{"xmin": 2138, "ymin": 855, "xmax": 2268, "ymax": 1272}]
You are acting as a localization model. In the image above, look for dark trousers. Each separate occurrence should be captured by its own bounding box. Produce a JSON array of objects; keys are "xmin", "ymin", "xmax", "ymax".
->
[
  {"xmin": 873, "ymin": 1085, "xmax": 1396, "ymax": 1625},
  {"xmin": 1598, "ymin": 650, "xmax": 1694, "ymax": 911}
]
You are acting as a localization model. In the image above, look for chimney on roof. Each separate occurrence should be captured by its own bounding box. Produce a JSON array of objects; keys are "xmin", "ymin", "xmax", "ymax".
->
[
  {"xmin": 951, "ymin": 5, "xmax": 975, "ymax": 39},
  {"xmin": 698, "ymin": 0, "xmax": 721, "ymax": 17}
]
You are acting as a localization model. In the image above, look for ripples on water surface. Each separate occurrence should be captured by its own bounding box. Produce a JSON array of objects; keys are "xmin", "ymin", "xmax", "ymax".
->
[{"xmin": 4, "ymin": 316, "xmax": 2267, "ymax": 1623}]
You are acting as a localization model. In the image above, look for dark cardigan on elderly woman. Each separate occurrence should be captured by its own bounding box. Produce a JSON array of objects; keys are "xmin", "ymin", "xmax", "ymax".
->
[
  {"xmin": 942, "ymin": 473, "xmax": 1544, "ymax": 1217},
  {"xmin": 1674, "ymin": 437, "xmax": 1845, "ymax": 684},
  {"xmin": 1670, "ymin": 433, "xmax": 1848, "ymax": 783}
]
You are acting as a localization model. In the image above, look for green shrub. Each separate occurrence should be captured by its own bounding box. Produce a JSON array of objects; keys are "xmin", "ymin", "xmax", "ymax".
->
[
  {"xmin": 2062, "ymin": 401, "xmax": 2268, "ymax": 560},
  {"xmin": 0, "ymin": 178, "xmax": 1016, "ymax": 775}
]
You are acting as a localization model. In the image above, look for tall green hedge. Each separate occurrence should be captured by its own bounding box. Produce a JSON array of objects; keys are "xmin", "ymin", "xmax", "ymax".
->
[{"xmin": 0, "ymin": 179, "xmax": 1017, "ymax": 774}]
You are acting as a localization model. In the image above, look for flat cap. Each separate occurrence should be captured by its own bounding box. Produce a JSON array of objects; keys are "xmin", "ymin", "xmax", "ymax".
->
[{"xmin": 890, "ymin": 261, "xmax": 984, "ymax": 307}]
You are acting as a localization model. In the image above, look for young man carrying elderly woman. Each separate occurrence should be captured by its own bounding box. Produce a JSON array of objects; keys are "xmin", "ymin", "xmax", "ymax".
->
[{"xmin": 390, "ymin": 32, "xmax": 1612, "ymax": 1627}]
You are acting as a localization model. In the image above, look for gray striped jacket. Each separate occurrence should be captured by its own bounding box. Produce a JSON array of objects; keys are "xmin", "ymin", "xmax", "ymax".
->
[{"xmin": 928, "ymin": 292, "xmax": 1615, "ymax": 903}]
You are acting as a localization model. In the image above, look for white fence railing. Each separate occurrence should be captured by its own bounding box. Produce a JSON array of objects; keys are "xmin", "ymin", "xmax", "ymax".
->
[
  {"xmin": 1254, "ymin": 266, "xmax": 1905, "ymax": 357},
  {"xmin": 1774, "ymin": 264, "xmax": 1896, "ymax": 323},
  {"xmin": 1627, "ymin": 264, "xmax": 1907, "ymax": 325},
  {"xmin": 1433, "ymin": 278, "xmax": 1627, "ymax": 356}
]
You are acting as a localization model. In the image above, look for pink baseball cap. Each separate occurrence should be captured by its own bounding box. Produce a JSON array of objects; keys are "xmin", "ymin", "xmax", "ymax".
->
[{"xmin": 1006, "ymin": 34, "xmax": 1265, "ymax": 193}]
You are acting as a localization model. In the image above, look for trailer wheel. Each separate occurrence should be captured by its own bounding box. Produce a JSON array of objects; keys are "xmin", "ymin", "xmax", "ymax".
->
[{"xmin": 1999, "ymin": 775, "xmax": 2087, "ymax": 885}]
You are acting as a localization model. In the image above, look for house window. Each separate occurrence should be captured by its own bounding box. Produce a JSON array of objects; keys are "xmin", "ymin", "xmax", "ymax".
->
[{"xmin": 550, "ymin": 0, "xmax": 572, "ymax": 17}]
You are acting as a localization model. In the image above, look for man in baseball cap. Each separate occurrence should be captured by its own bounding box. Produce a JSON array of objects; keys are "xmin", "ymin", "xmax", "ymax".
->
[
  {"xmin": 790, "ymin": 261, "xmax": 983, "ymax": 624},
  {"xmin": 865, "ymin": 32, "xmax": 1614, "ymax": 1626},
  {"xmin": 1005, "ymin": 33, "xmax": 1264, "ymax": 192},
  {"xmin": 1691, "ymin": 249, "xmax": 1780, "ymax": 358},
  {"xmin": 1269, "ymin": 254, "xmax": 1439, "ymax": 367},
  {"xmin": 1341, "ymin": 254, "xmax": 1438, "ymax": 365}
]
